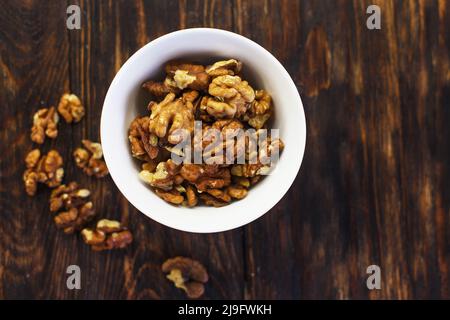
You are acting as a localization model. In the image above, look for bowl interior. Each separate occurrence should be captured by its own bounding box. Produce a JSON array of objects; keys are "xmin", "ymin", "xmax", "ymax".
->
[{"xmin": 101, "ymin": 28, "xmax": 306, "ymax": 233}]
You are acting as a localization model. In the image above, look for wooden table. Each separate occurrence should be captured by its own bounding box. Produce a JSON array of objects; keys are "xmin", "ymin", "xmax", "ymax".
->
[{"xmin": 0, "ymin": 0, "xmax": 449, "ymax": 299}]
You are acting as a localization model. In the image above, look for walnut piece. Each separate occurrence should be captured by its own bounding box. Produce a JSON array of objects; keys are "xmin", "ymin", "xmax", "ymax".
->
[
  {"xmin": 73, "ymin": 140, "xmax": 108, "ymax": 178},
  {"xmin": 81, "ymin": 219, "xmax": 133, "ymax": 251},
  {"xmin": 206, "ymin": 59, "xmax": 242, "ymax": 77},
  {"xmin": 244, "ymin": 89, "xmax": 272, "ymax": 129},
  {"xmin": 30, "ymin": 107, "xmax": 59, "ymax": 144},
  {"xmin": 165, "ymin": 61, "xmax": 210, "ymax": 91},
  {"xmin": 139, "ymin": 160, "xmax": 180, "ymax": 191},
  {"xmin": 162, "ymin": 257, "xmax": 208, "ymax": 299},
  {"xmin": 23, "ymin": 149, "xmax": 64, "ymax": 196},
  {"xmin": 207, "ymin": 75, "xmax": 255, "ymax": 118},
  {"xmin": 148, "ymin": 93, "xmax": 195, "ymax": 144},
  {"xmin": 180, "ymin": 164, "xmax": 231, "ymax": 192},
  {"xmin": 57, "ymin": 93, "xmax": 85, "ymax": 123},
  {"xmin": 129, "ymin": 116, "xmax": 160, "ymax": 161},
  {"xmin": 50, "ymin": 182, "xmax": 95, "ymax": 234}
]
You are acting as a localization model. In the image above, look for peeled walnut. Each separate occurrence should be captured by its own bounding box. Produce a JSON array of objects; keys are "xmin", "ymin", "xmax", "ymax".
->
[
  {"xmin": 226, "ymin": 185, "xmax": 248, "ymax": 199},
  {"xmin": 180, "ymin": 164, "xmax": 231, "ymax": 192},
  {"xmin": 142, "ymin": 79, "xmax": 180, "ymax": 98},
  {"xmin": 162, "ymin": 257, "xmax": 208, "ymax": 299},
  {"xmin": 199, "ymin": 193, "xmax": 228, "ymax": 207},
  {"xmin": 23, "ymin": 149, "xmax": 64, "ymax": 196},
  {"xmin": 49, "ymin": 182, "xmax": 90, "ymax": 212},
  {"xmin": 198, "ymin": 119, "xmax": 246, "ymax": 164},
  {"xmin": 50, "ymin": 181, "xmax": 95, "ymax": 234},
  {"xmin": 154, "ymin": 188, "xmax": 184, "ymax": 205},
  {"xmin": 128, "ymin": 116, "xmax": 160, "ymax": 161},
  {"xmin": 139, "ymin": 160, "xmax": 181, "ymax": 191},
  {"xmin": 57, "ymin": 93, "xmax": 85, "ymax": 123},
  {"xmin": 73, "ymin": 140, "xmax": 108, "ymax": 178},
  {"xmin": 185, "ymin": 185, "xmax": 198, "ymax": 207},
  {"xmin": 244, "ymin": 89, "xmax": 272, "ymax": 129},
  {"xmin": 165, "ymin": 61, "xmax": 210, "ymax": 91},
  {"xmin": 30, "ymin": 107, "xmax": 59, "ymax": 144},
  {"xmin": 206, "ymin": 59, "xmax": 242, "ymax": 77},
  {"xmin": 54, "ymin": 201, "xmax": 95, "ymax": 234},
  {"xmin": 207, "ymin": 75, "xmax": 255, "ymax": 119},
  {"xmin": 81, "ymin": 219, "xmax": 133, "ymax": 251},
  {"xmin": 148, "ymin": 93, "xmax": 195, "ymax": 144}
]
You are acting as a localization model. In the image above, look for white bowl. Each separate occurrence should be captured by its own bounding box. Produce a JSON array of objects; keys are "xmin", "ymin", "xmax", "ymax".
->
[{"xmin": 101, "ymin": 28, "xmax": 306, "ymax": 233}]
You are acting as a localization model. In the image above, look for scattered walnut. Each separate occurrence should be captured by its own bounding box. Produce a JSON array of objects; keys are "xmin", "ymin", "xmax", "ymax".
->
[
  {"xmin": 50, "ymin": 181, "xmax": 95, "ymax": 234},
  {"xmin": 30, "ymin": 107, "xmax": 59, "ymax": 144},
  {"xmin": 73, "ymin": 140, "xmax": 108, "ymax": 178},
  {"xmin": 23, "ymin": 149, "xmax": 64, "ymax": 196},
  {"xmin": 148, "ymin": 93, "xmax": 195, "ymax": 144},
  {"xmin": 81, "ymin": 219, "xmax": 133, "ymax": 251},
  {"xmin": 57, "ymin": 93, "xmax": 85, "ymax": 123},
  {"xmin": 207, "ymin": 75, "xmax": 255, "ymax": 118},
  {"xmin": 54, "ymin": 201, "xmax": 95, "ymax": 234},
  {"xmin": 206, "ymin": 59, "xmax": 242, "ymax": 77},
  {"xmin": 162, "ymin": 257, "xmax": 208, "ymax": 299}
]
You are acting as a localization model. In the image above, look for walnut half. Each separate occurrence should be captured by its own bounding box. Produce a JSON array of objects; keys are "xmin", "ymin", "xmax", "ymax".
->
[
  {"xmin": 81, "ymin": 219, "xmax": 133, "ymax": 251},
  {"xmin": 162, "ymin": 257, "xmax": 208, "ymax": 299}
]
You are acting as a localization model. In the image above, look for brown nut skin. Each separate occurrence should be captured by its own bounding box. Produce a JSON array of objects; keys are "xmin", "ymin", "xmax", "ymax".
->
[
  {"xmin": 142, "ymin": 80, "xmax": 180, "ymax": 98},
  {"xmin": 73, "ymin": 140, "xmax": 109, "ymax": 178},
  {"xmin": 162, "ymin": 257, "xmax": 208, "ymax": 299},
  {"xmin": 54, "ymin": 201, "xmax": 95, "ymax": 234},
  {"xmin": 185, "ymin": 185, "xmax": 198, "ymax": 207}
]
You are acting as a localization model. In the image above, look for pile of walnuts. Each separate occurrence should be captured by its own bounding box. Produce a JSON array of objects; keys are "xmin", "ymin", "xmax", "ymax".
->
[
  {"xmin": 24, "ymin": 93, "xmax": 131, "ymax": 251},
  {"xmin": 130, "ymin": 59, "xmax": 284, "ymax": 207}
]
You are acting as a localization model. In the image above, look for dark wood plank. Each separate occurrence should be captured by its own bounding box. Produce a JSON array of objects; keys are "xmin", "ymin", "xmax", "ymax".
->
[{"xmin": 0, "ymin": 0, "xmax": 449, "ymax": 299}]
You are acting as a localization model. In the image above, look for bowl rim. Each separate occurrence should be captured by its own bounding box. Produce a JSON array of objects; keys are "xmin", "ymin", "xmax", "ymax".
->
[{"xmin": 101, "ymin": 27, "xmax": 306, "ymax": 233}]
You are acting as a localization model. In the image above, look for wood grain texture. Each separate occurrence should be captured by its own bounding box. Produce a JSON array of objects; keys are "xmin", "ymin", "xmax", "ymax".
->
[{"xmin": 0, "ymin": 0, "xmax": 449, "ymax": 299}]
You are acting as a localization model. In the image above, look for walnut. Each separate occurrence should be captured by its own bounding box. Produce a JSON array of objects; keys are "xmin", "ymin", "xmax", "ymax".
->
[
  {"xmin": 142, "ymin": 79, "xmax": 180, "ymax": 98},
  {"xmin": 185, "ymin": 185, "xmax": 198, "ymax": 207},
  {"xmin": 206, "ymin": 59, "xmax": 242, "ymax": 77},
  {"xmin": 23, "ymin": 149, "xmax": 64, "ymax": 196},
  {"xmin": 148, "ymin": 93, "xmax": 195, "ymax": 144},
  {"xmin": 50, "ymin": 182, "xmax": 95, "ymax": 234},
  {"xmin": 207, "ymin": 75, "xmax": 255, "ymax": 118},
  {"xmin": 81, "ymin": 219, "xmax": 133, "ymax": 251},
  {"xmin": 49, "ymin": 182, "xmax": 90, "ymax": 212},
  {"xmin": 165, "ymin": 61, "xmax": 210, "ymax": 91},
  {"xmin": 244, "ymin": 90, "xmax": 272, "ymax": 129},
  {"xmin": 199, "ymin": 193, "xmax": 228, "ymax": 207},
  {"xmin": 227, "ymin": 185, "xmax": 248, "ymax": 199},
  {"xmin": 54, "ymin": 201, "xmax": 95, "ymax": 234},
  {"xmin": 162, "ymin": 257, "xmax": 208, "ymax": 299},
  {"xmin": 180, "ymin": 164, "xmax": 231, "ymax": 192},
  {"xmin": 198, "ymin": 119, "xmax": 246, "ymax": 164},
  {"xmin": 73, "ymin": 140, "xmax": 108, "ymax": 178},
  {"xmin": 128, "ymin": 116, "xmax": 160, "ymax": 161},
  {"xmin": 230, "ymin": 163, "xmax": 267, "ymax": 177},
  {"xmin": 205, "ymin": 188, "xmax": 231, "ymax": 202},
  {"xmin": 30, "ymin": 107, "xmax": 59, "ymax": 144},
  {"xmin": 154, "ymin": 188, "xmax": 185, "ymax": 205},
  {"xmin": 139, "ymin": 159, "xmax": 181, "ymax": 191},
  {"xmin": 57, "ymin": 93, "xmax": 85, "ymax": 123}
]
